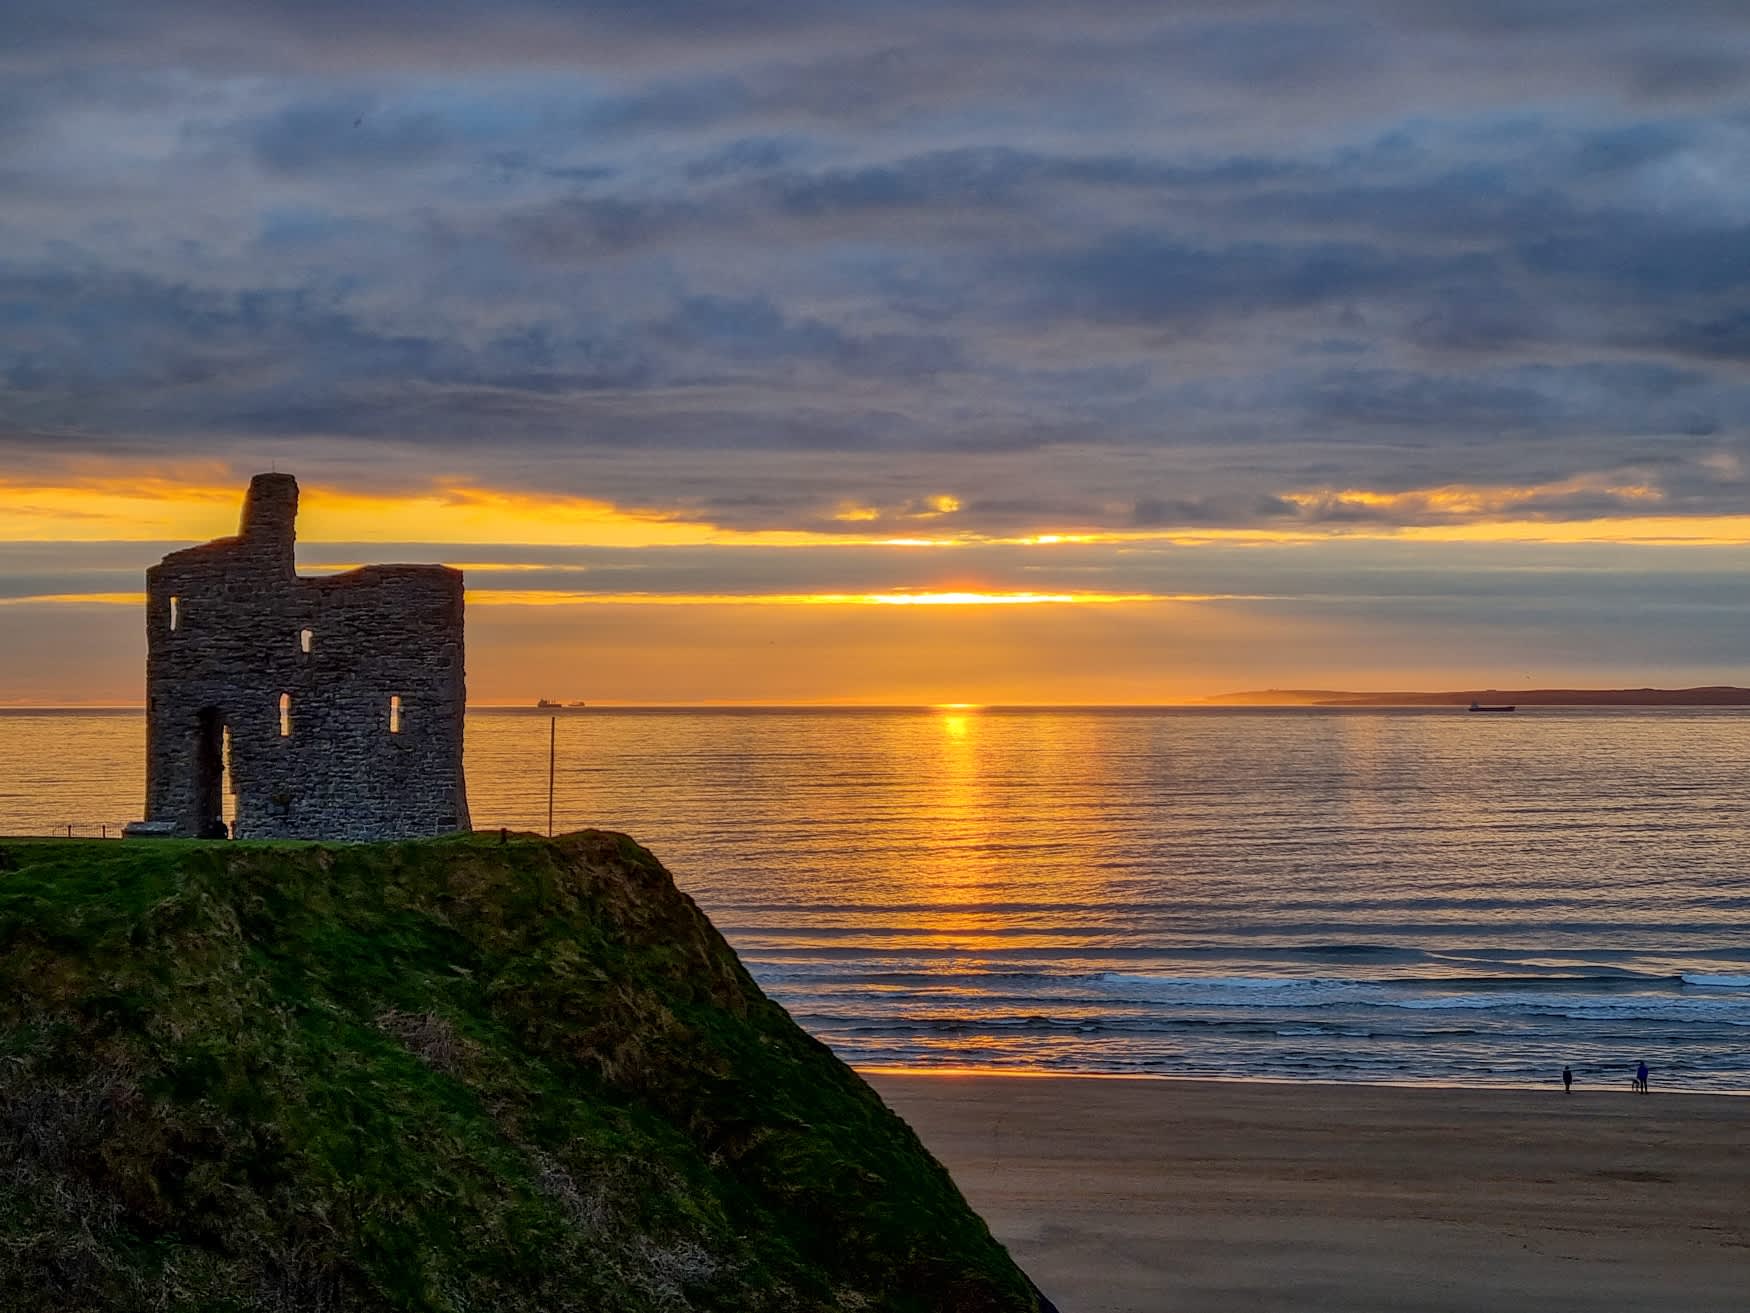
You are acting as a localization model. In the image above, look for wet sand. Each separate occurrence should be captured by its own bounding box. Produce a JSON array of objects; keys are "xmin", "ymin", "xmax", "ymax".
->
[{"xmin": 866, "ymin": 1073, "xmax": 1750, "ymax": 1313}]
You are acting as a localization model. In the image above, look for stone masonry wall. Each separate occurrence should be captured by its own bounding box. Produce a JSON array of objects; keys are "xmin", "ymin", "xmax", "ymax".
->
[{"xmin": 143, "ymin": 474, "xmax": 470, "ymax": 840}]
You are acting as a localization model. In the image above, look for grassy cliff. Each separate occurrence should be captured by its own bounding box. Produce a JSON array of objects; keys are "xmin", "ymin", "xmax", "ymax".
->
[{"xmin": 0, "ymin": 833, "xmax": 1043, "ymax": 1313}]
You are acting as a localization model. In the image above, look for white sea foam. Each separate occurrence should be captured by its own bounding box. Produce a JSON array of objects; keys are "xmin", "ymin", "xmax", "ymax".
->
[
  {"xmin": 1682, "ymin": 973, "xmax": 1750, "ymax": 989},
  {"xmin": 1087, "ymin": 972, "xmax": 1750, "ymax": 1025}
]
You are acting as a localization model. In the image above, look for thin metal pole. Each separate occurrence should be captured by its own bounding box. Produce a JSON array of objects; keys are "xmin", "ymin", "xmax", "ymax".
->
[{"xmin": 547, "ymin": 715, "xmax": 556, "ymax": 838}]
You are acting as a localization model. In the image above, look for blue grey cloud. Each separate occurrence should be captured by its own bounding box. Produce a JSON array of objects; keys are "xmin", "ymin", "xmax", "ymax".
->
[{"xmin": 2, "ymin": 0, "xmax": 1750, "ymax": 537}]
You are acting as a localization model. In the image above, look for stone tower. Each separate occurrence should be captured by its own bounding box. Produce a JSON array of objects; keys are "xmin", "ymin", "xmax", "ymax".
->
[{"xmin": 141, "ymin": 474, "xmax": 470, "ymax": 839}]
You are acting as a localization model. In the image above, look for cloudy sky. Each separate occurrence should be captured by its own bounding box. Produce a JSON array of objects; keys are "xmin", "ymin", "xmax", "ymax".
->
[{"xmin": 4, "ymin": 0, "xmax": 1750, "ymax": 702}]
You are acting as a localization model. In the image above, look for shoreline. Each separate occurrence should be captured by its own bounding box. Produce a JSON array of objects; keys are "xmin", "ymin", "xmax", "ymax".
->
[
  {"xmin": 858, "ymin": 1064, "xmax": 1750, "ymax": 1098},
  {"xmin": 869, "ymin": 1071, "xmax": 1750, "ymax": 1313}
]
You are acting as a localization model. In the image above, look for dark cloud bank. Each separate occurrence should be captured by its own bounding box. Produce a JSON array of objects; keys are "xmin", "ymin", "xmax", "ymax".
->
[{"xmin": 2, "ymin": 0, "xmax": 1750, "ymax": 534}]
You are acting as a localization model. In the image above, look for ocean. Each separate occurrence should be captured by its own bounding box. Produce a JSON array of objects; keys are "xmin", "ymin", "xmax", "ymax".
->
[{"xmin": 4, "ymin": 705, "xmax": 1749, "ymax": 1092}]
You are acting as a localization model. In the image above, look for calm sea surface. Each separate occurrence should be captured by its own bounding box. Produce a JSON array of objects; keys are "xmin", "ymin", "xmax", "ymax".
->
[{"xmin": 4, "ymin": 706, "xmax": 1749, "ymax": 1092}]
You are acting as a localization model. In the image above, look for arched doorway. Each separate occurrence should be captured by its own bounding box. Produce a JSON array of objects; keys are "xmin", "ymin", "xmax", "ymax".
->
[{"xmin": 193, "ymin": 707, "xmax": 234, "ymax": 838}]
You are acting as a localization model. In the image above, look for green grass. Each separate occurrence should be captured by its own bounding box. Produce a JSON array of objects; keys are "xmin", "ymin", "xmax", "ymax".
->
[{"xmin": 0, "ymin": 833, "xmax": 1040, "ymax": 1313}]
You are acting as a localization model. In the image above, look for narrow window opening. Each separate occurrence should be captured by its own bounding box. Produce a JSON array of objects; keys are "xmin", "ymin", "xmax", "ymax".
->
[
  {"xmin": 169, "ymin": 596, "xmax": 180, "ymax": 631},
  {"xmin": 299, "ymin": 627, "xmax": 313, "ymax": 655},
  {"xmin": 278, "ymin": 692, "xmax": 292, "ymax": 738},
  {"xmin": 389, "ymin": 695, "xmax": 402, "ymax": 734}
]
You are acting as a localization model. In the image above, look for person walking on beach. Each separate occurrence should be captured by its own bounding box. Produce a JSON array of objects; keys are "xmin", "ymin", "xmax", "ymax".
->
[
  {"xmin": 1562, "ymin": 1065, "xmax": 1573, "ymax": 1094},
  {"xmin": 1636, "ymin": 1060, "xmax": 1649, "ymax": 1094}
]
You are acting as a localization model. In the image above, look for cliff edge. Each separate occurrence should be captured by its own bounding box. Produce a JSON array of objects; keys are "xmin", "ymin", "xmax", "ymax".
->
[{"xmin": 0, "ymin": 833, "xmax": 1044, "ymax": 1313}]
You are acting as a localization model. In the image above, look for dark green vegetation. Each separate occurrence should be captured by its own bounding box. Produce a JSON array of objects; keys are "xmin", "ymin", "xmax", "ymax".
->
[{"xmin": 0, "ymin": 833, "xmax": 1042, "ymax": 1313}]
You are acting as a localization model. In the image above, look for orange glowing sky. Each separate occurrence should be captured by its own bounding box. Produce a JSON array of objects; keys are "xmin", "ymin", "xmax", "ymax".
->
[
  {"xmin": 15, "ymin": 471, "xmax": 1750, "ymax": 550},
  {"xmin": 4, "ymin": 467, "xmax": 1750, "ymax": 706}
]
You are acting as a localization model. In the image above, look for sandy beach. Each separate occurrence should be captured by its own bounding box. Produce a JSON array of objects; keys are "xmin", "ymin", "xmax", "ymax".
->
[{"xmin": 867, "ymin": 1073, "xmax": 1750, "ymax": 1313}]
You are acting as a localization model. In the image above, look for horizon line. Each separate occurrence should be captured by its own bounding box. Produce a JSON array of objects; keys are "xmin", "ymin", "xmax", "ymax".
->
[{"xmin": 6, "ymin": 690, "xmax": 1750, "ymax": 715}]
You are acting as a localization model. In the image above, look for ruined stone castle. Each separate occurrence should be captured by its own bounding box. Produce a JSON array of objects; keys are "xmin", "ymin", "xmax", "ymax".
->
[{"xmin": 141, "ymin": 473, "xmax": 470, "ymax": 840}]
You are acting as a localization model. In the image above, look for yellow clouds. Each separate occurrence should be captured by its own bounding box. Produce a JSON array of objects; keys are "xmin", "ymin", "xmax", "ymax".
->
[
  {"xmin": 1387, "ymin": 516, "xmax": 1750, "ymax": 546},
  {"xmin": 0, "ymin": 471, "xmax": 988, "ymax": 549},
  {"xmin": 295, "ymin": 485, "xmax": 816, "ymax": 548},
  {"xmin": 1279, "ymin": 473, "xmax": 1663, "ymax": 521},
  {"xmin": 5, "ymin": 459, "xmax": 1748, "ymax": 551},
  {"xmin": 5, "ymin": 467, "xmax": 1749, "ymax": 560},
  {"xmin": 1270, "ymin": 473, "xmax": 1750, "ymax": 546},
  {"xmin": 829, "ymin": 493, "xmax": 960, "ymax": 527},
  {"xmin": 0, "ymin": 592, "xmax": 144, "ymax": 606},
  {"xmin": 466, "ymin": 589, "xmax": 1236, "ymax": 607},
  {"xmin": 0, "ymin": 584, "xmax": 1254, "ymax": 609},
  {"xmin": 0, "ymin": 468, "xmax": 248, "ymax": 541},
  {"xmin": 0, "ymin": 473, "xmax": 850, "ymax": 548}
]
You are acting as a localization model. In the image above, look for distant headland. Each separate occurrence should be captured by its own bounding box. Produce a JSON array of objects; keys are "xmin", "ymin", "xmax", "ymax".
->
[{"xmin": 1207, "ymin": 687, "xmax": 1750, "ymax": 706}]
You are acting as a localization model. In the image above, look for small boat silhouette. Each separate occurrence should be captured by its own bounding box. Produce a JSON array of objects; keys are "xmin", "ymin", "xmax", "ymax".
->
[{"xmin": 1468, "ymin": 700, "xmax": 1516, "ymax": 713}]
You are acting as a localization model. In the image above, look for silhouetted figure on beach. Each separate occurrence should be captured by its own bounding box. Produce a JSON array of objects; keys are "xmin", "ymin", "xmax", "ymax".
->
[
  {"xmin": 1562, "ymin": 1065, "xmax": 1572, "ymax": 1093},
  {"xmin": 1636, "ymin": 1060, "xmax": 1649, "ymax": 1093}
]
